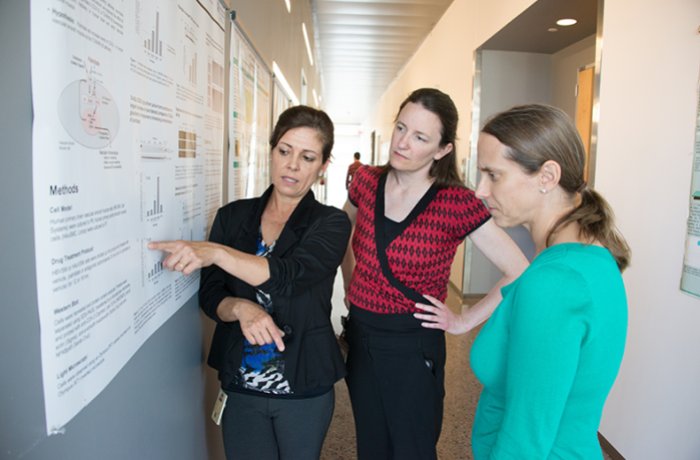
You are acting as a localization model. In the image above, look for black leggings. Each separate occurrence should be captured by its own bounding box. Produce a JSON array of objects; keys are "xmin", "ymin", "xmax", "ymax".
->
[{"xmin": 345, "ymin": 309, "xmax": 446, "ymax": 460}]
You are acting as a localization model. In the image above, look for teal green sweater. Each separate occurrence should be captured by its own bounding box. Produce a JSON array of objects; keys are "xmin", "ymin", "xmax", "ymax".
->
[{"xmin": 471, "ymin": 243, "xmax": 627, "ymax": 459}]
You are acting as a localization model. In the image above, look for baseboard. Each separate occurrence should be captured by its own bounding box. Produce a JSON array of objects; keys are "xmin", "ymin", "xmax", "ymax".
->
[
  {"xmin": 447, "ymin": 280, "xmax": 463, "ymax": 298},
  {"xmin": 462, "ymin": 293, "xmax": 486, "ymax": 301},
  {"xmin": 598, "ymin": 432, "xmax": 625, "ymax": 459},
  {"xmin": 447, "ymin": 281, "xmax": 484, "ymax": 302}
]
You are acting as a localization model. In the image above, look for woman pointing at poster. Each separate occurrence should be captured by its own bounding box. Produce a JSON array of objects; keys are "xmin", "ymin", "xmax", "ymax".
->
[{"xmin": 149, "ymin": 105, "xmax": 350, "ymax": 460}]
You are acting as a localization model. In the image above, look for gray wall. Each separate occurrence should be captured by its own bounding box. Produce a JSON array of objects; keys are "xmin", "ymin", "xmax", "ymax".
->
[
  {"xmin": 551, "ymin": 35, "xmax": 596, "ymax": 120},
  {"xmin": 466, "ymin": 41, "xmax": 595, "ymax": 294},
  {"xmin": 466, "ymin": 50, "xmax": 549, "ymax": 293},
  {"xmin": 1, "ymin": 2, "xmax": 210, "ymax": 459}
]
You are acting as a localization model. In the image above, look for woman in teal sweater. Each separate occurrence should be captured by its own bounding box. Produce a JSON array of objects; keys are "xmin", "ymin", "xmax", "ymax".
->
[{"xmin": 415, "ymin": 104, "xmax": 630, "ymax": 458}]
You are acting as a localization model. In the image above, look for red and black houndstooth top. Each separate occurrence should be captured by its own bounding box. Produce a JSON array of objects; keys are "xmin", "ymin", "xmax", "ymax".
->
[{"xmin": 347, "ymin": 166, "xmax": 491, "ymax": 315}]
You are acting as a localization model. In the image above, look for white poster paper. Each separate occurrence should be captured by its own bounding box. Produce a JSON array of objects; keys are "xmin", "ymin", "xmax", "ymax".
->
[
  {"xmin": 681, "ymin": 79, "xmax": 700, "ymax": 297},
  {"xmin": 30, "ymin": 0, "xmax": 225, "ymax": 433}
]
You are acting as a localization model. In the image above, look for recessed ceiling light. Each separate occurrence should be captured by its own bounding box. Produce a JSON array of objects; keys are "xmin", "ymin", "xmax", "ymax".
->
[
  {"xmin": 548, "ymin": 27, "xmax": 558, "ymax": 32},
  {"xmin": 556, "ymin": 18, "xmax": 577, "ymax": 26}
]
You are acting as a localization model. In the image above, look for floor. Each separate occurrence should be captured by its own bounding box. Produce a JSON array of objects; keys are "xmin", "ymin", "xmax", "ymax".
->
[{"xmin": 322, "ymin": 275, "xmax": 614, "ymax": 459}]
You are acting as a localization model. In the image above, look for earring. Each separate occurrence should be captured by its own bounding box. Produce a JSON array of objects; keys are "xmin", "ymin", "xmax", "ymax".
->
[{"xmin": 540, "ymin": 188, "xmax": 547, "ymax": 194}]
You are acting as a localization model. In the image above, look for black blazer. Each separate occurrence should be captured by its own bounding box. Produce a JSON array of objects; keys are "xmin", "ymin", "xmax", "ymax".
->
[{"xmin": 199, "ymin": 186, "xmax": 351, "ymax": 395}]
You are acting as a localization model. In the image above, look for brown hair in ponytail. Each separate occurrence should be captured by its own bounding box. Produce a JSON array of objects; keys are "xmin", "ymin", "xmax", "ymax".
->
[{"xmin": 482, "ymin": 104, "xmax": 630, "ymax": 271}]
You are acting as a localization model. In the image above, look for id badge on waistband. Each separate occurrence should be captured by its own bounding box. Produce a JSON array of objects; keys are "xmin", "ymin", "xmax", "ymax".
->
[{"xmin": 211, "ymin": 388, "xmax": 228, "ymax": 425}]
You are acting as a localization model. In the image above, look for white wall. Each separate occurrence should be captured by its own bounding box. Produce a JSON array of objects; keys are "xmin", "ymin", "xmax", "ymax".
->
[
  {"xmin": 596, "ymin": 0, "xmax": 700, "ymax": 458},
  {"xmin": 365, "ymin": 0, "xmax": 538, "ymax": 158},
  {"xmin": 369, "ymin": 0, "xmax": 700, "ymax": 457}
]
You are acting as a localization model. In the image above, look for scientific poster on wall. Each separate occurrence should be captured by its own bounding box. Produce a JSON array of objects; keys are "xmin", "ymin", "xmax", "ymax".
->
[
  {"xmin": 272, "ymin": 78, "xmax": 293, "ymax": 135},
  {"xmin": 30, "ymin": 0, "xmax": 225, "ymax": 434},
  {"xmin": 254, "ymin": 69, "xmax": 272, "ymax": 197},
  {"xmin": 197, "ymin": 0, "xmax": 227, "ymax": 29},
  {"xmin": 228, "ymin": 23, "xmax": 272, "ymax": 202},
  {"xmin": 681, "ymin": 81, "xmax": 700, "ymax": 297}
]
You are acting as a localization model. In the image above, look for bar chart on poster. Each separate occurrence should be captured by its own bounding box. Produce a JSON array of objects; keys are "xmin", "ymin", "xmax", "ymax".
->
[{"xmin": 30, "ymin": 0, "xmax": 226, "ymax": 434}]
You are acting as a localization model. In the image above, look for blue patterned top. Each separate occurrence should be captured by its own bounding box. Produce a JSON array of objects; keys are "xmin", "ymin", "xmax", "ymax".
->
[{"xmin": 234, "ymin": 232, "xmax": 291, "ymax": 394}]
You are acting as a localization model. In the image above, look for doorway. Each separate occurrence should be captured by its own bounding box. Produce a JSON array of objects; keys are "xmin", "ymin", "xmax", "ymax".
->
[
  {"xmin": 576, "ymin": 64, "xmax": 595, "ymax": 182},
  {"xmin": 461, "ymin": 0, "xmax": 603, "ymax": 296}
]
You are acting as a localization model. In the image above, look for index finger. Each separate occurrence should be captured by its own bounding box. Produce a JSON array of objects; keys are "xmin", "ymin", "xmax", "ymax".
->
[
  {"xmin": 422, "ymin": 294, "xmax": 441, "ymax": 307},
  {"xmin": 147, "ymin": 241, "xmax": 178, "ymax": 252},
  {"xmin": 271, "ymin": 327, "xmax": 286, "ymax": 352}
]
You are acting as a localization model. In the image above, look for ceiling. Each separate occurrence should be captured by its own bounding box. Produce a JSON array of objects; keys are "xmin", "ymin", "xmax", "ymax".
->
[
  {"xmin": 312, "ymin": 0, "xmax": 454, "ymax": 125},
  {"xmin": 312, "ymin": 0, "xmax": 597, "ymax": 126},
  {"xmin": 480, "ymin": 0, "xmax": 597, "ymax": 53}
]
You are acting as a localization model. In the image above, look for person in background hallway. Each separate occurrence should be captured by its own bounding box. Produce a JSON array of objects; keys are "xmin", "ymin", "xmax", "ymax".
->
[
  {"xmin": 150, "ymin": 105, "xmax": 351, "ymax": 460},
  {"xmin": 341, "ymin": 88, "xmax": 528, "ymax": 460},
  {"xmin": 346, "ymin": 151, "xmax": 363, "ymax": 189},
  {"xmin": 416, "ymin": 104, "xmax": 630, "ymax": 459}
]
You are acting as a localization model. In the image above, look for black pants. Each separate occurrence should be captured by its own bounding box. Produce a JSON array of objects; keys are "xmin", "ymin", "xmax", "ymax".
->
[
  {"xmin": 345, "ymin": 309, "xmax": 446, "ymax": 460},
  {"xmin": 221, "ymin": 388, "xmax": 334, "ymax": 460}
]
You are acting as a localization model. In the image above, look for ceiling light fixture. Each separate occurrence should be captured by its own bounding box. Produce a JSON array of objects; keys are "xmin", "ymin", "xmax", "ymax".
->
[
  {"xmin": 556, "ymin": 18, "xmax": 577, "ymax": 26},
  {"xmin": 272, "ymin": 61, "xmax": 299, "ymax": 105},
  {"xmin": 302, "ymin": 23, "xmax": 314, "ymax": 66},
  {"xmin": 284, "ymin": 0, "xmax": 291, "ymax": 13}
]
